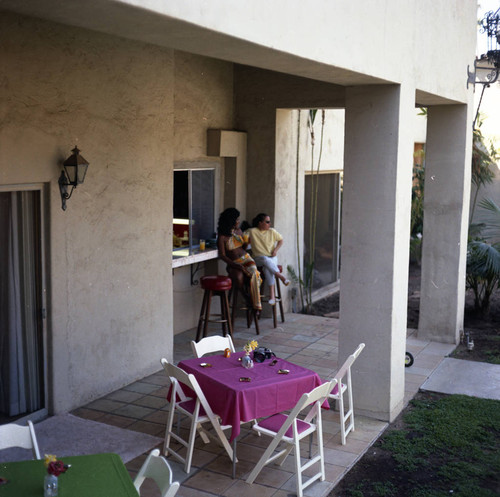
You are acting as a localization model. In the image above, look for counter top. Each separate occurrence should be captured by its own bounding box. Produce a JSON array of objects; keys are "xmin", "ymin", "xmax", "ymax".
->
[{"xmin": 172, "ymin": 248, "xmax": 218, "ymax": 268}]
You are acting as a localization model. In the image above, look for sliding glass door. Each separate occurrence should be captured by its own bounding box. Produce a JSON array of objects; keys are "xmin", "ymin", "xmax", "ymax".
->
[
  {"xmin": 304, "ymin": 172, "xmax": 341, "ymax": 289},
  {"xmin": 0, "ymin": 189, "xmax": 46, "ymax": 423}
]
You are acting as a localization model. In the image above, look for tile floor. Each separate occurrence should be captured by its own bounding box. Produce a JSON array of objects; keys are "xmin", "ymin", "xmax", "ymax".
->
[{"xmin": 71, "ymin": 312, "xmax": 455, "ymax": 497}]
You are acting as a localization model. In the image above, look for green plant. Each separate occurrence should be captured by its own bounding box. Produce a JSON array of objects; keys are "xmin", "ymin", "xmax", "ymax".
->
[
  {"xmin": 411, "ymin": 159, "xmax": 425, "ymax": 237},
  {"xmin": 287, "ymin": 261, "xmax": 314, "ymax": 310},
  {"xmin": 466, "ymin": 112, "xmax": 500, "ymax": 315},
  {"xmin": 410, "ymin": 141, "xmax": 425, "ymax": 265},
  {"xmin": 467, "ymin": 198, "xmax": 500, "ymax": 314},
  {"xmin": 470, "ymin": 118, "xmax": 498, "ymax": 224},
  {"xmin": 290, "ymin": 109, "xmax": 326, "ymax": 313},
  {"xmin": 466, "ymin": 239, "xmax": 500, "ymax": 314},
  {"xmin": 373, "ymin": 481, "xmax": 396, "ymax": 496}
]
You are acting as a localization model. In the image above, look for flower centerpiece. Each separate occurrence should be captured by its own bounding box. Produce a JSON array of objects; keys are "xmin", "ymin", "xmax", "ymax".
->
[
  {"xmin": 44, "ymin": 455, "xmax": 69, "ymax": 497},
  {"xmin": 242, "ymin": 340, "xmax": 258, "ymax": 369}
]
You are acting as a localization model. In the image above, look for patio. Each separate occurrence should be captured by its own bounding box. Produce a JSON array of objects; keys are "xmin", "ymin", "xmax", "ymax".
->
[{"xmin": 71, "ymin": 312, "xmax": 455, "ymax": 497}]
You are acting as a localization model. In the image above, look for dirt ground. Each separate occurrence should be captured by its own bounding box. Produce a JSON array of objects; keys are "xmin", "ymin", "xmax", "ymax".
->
[{"xmin": 311, "ymin": 262, "xmax": 500, "ymax": 364}]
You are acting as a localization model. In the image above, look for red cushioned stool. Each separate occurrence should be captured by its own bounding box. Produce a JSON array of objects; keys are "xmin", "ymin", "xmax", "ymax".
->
[{"xmin": 196, "ymin": 275, "xmax": 233, "ymax": 342}]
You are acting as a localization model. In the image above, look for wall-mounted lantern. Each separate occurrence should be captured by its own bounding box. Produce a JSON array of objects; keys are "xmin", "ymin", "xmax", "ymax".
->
[
  {"xmin": 468, "ymin": 8, "xmax": 500, "ymax": 88},
  {"xmin": 58, "ymin": 146, "xmax": 89, "ymax": 210}
]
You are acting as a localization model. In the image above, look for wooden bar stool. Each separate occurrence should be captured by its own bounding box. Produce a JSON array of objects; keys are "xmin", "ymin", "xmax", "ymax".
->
[
  {"xmin": 274, "ymin": 264, "xmax": 285, "ymax": 326},
  {"xmin": 196, "ymin": 275, "xmax": 233, "ymax": 342},
  {"xmin": 258, "ymin": 264, "xmax": 285, "ymax": 328},
  {"xmin": 228, "ymin": 280, "xmax": 260, "ymax": 335}
]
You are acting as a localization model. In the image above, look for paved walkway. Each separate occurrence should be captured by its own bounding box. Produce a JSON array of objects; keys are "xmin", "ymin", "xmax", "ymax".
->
[
  {"xmin": 69, "ymin": 312, "xmax": 463, "ymax": 497},
  {"xmin": 421, "ymin": 357, "xmax": 500, "ymax": 400}
]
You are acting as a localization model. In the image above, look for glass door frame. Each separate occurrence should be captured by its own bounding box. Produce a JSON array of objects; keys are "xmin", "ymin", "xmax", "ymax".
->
[
  {"xmin": 303, "ymin": 171, "xmax": 342, "ymax": 291},
  {"xmin": 0, "ymin": 183, "xmax": 48, "ymax": 424}
]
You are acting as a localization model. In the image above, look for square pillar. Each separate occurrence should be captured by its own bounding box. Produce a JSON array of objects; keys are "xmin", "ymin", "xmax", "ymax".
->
[
  {"xmin": 418, "ymin": 104, "xmax": 473, "ymax": 343},
  {"xmin": 341, "ymin": 84, "xmax": 414, "ymax": 422}
]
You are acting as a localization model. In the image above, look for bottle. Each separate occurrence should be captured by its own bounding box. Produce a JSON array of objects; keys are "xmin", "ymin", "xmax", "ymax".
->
[
  {"xmin": 241, "ymin": 354, "xmax": 254, "ymax": 369},
  {"xmin": 44, "ymin": 474, "xmax": 58, "ymax": 497}
]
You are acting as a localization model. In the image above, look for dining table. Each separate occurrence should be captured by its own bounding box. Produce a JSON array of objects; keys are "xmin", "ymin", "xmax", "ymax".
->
[
  {"xmin": 0, "ymin": 453, "xmax": 138, "ymax": 496},
  {"xmin": 178, "ymin": 350, "xmax": 328, "ymax": 478}
]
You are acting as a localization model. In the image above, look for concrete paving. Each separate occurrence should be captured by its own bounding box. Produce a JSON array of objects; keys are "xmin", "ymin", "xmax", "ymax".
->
[
  {"xmin": 421, "ymin": 357, "xmax": 500, "ymax": 400},
  {"xmin": 65, "ymin": 316, "xmax": 499, "ymax": 496}
]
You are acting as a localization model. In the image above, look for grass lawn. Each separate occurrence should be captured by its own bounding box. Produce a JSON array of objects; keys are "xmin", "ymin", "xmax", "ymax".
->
[{"xmin": 330, "ymin": 392, "xmax": 500, "ymax": 497}]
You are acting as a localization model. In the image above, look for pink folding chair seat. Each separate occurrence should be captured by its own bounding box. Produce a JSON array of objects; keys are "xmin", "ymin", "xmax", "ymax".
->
[{"xmin": 257, "ymin": 414, "xmax": 311, "ymax": 439}]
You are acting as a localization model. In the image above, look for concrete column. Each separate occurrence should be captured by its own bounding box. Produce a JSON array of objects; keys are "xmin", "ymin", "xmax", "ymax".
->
[
  {"xmin": 418, "ymin": 104, "xmax": 472, "ymax": 343},
  {"xmin": 341, "ymin": 84, "xmax": 414, "ymax": 422}
]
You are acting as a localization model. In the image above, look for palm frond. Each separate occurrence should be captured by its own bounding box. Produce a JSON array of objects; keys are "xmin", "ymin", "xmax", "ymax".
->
[
  {"xmin": 478, "ymin": 197, "xmax": 500, "ymax": 217},
  {"xmin": 477, "ymin": 198, "xmax": 500, "ymax": 238},
  {"xmin": 468, "ymin": 222, "xmax": 486, "ymax": 238},
  {"xmin": 468, "ymin": 240, "xmax": 500, "ymax": 275}
]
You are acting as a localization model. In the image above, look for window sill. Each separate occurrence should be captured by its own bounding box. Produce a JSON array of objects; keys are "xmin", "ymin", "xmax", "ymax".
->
[{"xmin": 172, "ymin": 248, "xmax": 218, "ymax": 268}]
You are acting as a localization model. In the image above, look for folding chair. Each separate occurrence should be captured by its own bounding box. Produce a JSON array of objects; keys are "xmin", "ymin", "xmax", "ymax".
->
[
  {"xmin": 246, "ymin": 380, "xmax": 337, "ymax": 497},
  {"xmin": 134, "ymin": 449, "xmax": 180, "ymax": 497},
  {"xmin": 0, "ymin": 420, "xmax": 41, "ymax": 459},
  {"xmin": 160, "ymin": 358, "xmax": 234, "ymax": 473},
  {"xmin": 190, "ymin": 335, "xmax": 235, "ymax": 358},
  {"xmin": 329, "ymin": 342, "xmax": 365, "ymax": 445}
]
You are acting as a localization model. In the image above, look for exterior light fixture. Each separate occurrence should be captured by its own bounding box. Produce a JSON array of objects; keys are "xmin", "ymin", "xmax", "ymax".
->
[
  {"xmin": 468, "ymin": 7, "xmax": 500, "ymax": 87},
  {"xmin": 58, "ymin": 146, "xmax": 89, "ymax": 210}
]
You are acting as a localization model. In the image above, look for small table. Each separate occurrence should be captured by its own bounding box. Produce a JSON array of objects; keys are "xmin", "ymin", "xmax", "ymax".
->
[
  {"xmin": 0, "ymin": 453, "xmax": 138, "ymax": 497},
  {"xmin": 179, "ymin": 352, "xmax": 327, "ymax": 441},
  {"xmin": 178, "ymin": 351, "xmax": 328, "ymax": 476}
]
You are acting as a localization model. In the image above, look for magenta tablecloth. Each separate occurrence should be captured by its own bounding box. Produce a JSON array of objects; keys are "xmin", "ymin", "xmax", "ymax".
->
[{"xmin": 178, "ymin": 351, "xmax": 327, "ymax": 441}]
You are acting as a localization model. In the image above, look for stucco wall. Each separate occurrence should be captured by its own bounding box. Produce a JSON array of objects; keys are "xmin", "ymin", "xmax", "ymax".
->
[
  {"xmin": 119, "ymin": 0, "xmax": 476, "ymax": 102},
  {"xmin": 16, "ymin": 0, "xmax": 474, "ymax": 104},
  {"xmin": 0, "ymin": 13, "xmax": 175, "ymax": 412},
  {"xmin": 0, "ymin": 1, "xmax": 478, "ymax": 425},
  {"xmin": 172, "ymin": 52, "xmax": 234, "ymax": 334}
]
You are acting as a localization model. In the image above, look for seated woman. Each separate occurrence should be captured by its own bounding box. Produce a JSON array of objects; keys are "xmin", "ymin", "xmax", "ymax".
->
[
  {"xmin": 217, "ymin": 208, "xmax": 262, "ymax": 312},
  {"xmin": 247, "ymin": 213, "xmax": 289, "ymax": 306}
]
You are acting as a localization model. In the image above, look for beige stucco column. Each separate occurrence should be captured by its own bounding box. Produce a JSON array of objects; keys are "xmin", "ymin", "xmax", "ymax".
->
[
  {"xmin": 418, "ymin": 104, "xmax": 472, "ymax": 343},
  {"xmin": 340, "ymin": 84, "xmax": 414, "ymax": 422}
]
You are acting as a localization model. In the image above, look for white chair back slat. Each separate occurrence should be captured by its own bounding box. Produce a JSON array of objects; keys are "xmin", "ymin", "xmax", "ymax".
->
[
  {"xmin": 190, "ymin": 335, "xmax": 235, "ymax": 358},
  {"xmin": 0, "ymin": 420, "xmax": 41, "ymax": 460},
  {"xmin": 134, "ymin": 448, "xmax": 180, "ymax": 497},
  {"xmin": 246, "ymin": 379, "xmax": 337, "ymax": 497},
  {"xmin": 160, "ymin": 358, "xmax": 234, "ymax": 473},
  {"xmin": 328, "ymin": 342, "xmax": 365, "ymax": 445}
]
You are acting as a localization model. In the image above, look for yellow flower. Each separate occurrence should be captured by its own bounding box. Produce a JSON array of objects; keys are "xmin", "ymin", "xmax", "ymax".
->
[
  {"xmin": 44, "ymin": 454, "xmax": 57, "ymax": 468},
  {"xmin": 244, "ymin": 340, "xmax": 258, "ymax": 353}
]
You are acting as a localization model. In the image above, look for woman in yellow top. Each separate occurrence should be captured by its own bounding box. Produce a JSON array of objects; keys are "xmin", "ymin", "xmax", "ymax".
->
[
  {"xmin": 217, "ymin": 208, "xmax": 262, "ymax": 311},
  {"xmin": 247, "ymin": 213, "xmax": 290, "ymax": 306}
]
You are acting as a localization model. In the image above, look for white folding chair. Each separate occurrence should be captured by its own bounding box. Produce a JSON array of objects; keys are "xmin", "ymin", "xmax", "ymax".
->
[
  {"xmin": 0, "ymin": 420, "xmax": 41, "ymax": 459},
  {"xmin": 134, "ymin": 449, "xmax": 180, "ymax": 497},
  {"xmin": 246, "ymin": 380, "xmax": 337, "ymax": 497},
  {"xmin": 160, "ymin": 358, "xmax": 234, "ymax": 473},
  {"xmin": 190, "ymin": 335, "xmax": 235, "ymax": 358},
  {"xmin": 329, "ymin": 342, "xmax": 365, "ymax": 445}
]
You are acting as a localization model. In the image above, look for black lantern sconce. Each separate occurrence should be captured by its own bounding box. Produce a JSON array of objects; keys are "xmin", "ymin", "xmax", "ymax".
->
[
  {"xmin": 58, "ymin": 146, "xmax": 89, "ymax": 210},
  {"xmin": 468, "ymin": 7, "xmax": 500, "ymax": 87}
]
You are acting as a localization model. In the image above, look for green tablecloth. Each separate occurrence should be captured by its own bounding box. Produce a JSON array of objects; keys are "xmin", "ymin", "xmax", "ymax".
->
[{"xmin": 0, "ymin": 453, "xmax": 139, "ymax": 496}]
